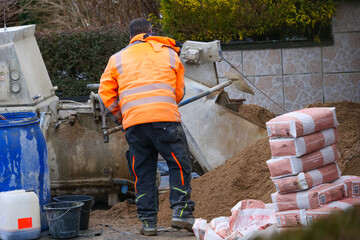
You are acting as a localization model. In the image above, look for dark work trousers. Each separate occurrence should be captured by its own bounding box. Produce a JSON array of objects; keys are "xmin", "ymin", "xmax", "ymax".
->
[{"xmin": 125, "ymin": 122, "xmax": 195, "ymax": 222}]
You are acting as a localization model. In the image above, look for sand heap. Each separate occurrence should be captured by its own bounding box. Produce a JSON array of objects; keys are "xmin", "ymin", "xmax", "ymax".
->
[
  {"xmin": 90, "ymin": 201, "xmax": 139, "ymax": 226},
  {"xmin": 158, "ymin": 101, "xmax": 360, "ymax": 226},
  {"xmin": 236, "ymin": 104, "xmax": 276, "ymax": 127}
]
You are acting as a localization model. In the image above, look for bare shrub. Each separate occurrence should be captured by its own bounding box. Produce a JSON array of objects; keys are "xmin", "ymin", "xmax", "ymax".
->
[
  {"xmin": 1, "ymin": 0, "xmax": 159, "ymax": 31},
  {"xmin": 0, "ymin": 0, "xmax": 21, "ymax": 27}
]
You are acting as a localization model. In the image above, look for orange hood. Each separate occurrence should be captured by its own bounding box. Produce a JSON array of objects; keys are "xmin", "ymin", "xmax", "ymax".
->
[{"xmin": 130, "ymin": 33, "xmax": 180, "ymax": 53}]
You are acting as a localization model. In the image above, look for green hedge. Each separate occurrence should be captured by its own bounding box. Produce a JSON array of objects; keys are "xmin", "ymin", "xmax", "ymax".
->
[
  {"xmin": 158, "ymin": 0, "xmax": 336, "ymax": 42},
  {"xmin": 36, "ymin": 26, "xmax": 130, "ymax": 97}
]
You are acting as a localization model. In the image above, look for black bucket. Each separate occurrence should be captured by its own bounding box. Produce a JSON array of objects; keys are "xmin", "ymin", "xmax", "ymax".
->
[
  {"xmin": 43, "ymin": 201, "xmax": 84, "ymax": 239},
  {"xmin": 53, "ymin": 195, "xmax": 94, "ymax": 230}
]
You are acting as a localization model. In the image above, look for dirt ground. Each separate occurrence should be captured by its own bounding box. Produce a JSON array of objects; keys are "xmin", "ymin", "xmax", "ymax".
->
[
  {"xmin": 56, "ymin": 101, "xmax": 359, "ymax": 239},
  {"xmin": 39, "ymin": 201, "xmax": 195, "ymax": 240},
  {"xmin": 86, "ymin": 202, "xmax": 195, "ymax": 239}
]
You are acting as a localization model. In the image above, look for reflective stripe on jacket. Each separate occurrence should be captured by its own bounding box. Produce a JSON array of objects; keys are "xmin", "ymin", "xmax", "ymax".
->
[{"xmin": 99, "ymin": 33, "xmax": 185, "ymax": 130}]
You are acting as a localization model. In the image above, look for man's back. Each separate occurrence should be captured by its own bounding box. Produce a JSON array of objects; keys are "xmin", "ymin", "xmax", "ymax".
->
[{"xmin": 99, "ymin": 34, "xmax": 185, "ymax": 129}]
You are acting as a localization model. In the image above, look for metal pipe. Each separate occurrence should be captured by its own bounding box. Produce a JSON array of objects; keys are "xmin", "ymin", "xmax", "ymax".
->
[
  {"xmin": 103, "ymin": 125, "xmax": 123, "ymax": 136},
  {"xmin": 87, "ymin": 84, "xmax": 100, "ymax": 90},
  {"xmin": 58, "ymin": 104, "xmax": 92, "ymax": 110}
]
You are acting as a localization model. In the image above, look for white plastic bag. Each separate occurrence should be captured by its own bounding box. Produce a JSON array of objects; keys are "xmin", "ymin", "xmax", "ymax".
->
[{"xmin": 193, "ymin": 200, "xmax": 276, "ymax": 240}]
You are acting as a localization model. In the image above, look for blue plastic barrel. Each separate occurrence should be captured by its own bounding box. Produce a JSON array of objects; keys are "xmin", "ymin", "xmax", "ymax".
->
[{"xmin": 0, "ymin": 112, "xmax": 51, "ymax": 231}]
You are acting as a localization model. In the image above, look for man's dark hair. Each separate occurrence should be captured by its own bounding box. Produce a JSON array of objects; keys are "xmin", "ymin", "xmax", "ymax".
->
[{"xmin": 129, "ymin": 18, "xmax": 152, "ymax": 38}]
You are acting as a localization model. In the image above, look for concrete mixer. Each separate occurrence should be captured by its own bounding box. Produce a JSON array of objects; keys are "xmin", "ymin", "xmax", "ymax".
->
[{"xmin": 0, "ymin": 25, "xmax": 267, "ymax": 206}]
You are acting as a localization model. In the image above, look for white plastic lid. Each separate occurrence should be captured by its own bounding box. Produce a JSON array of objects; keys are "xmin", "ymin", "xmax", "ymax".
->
[{"xmin": 0, "ymin": 189, "xmax": 26, "ymax": 195}]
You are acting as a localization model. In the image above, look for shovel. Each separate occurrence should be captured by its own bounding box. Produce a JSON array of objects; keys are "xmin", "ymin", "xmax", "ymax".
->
[
  {"xmin": 178, "ymin": 71, "xmax": 253, "ymax": 107},
  {"xmin": 223, "ymin": 71, "xmax": 254, "ymax": 95},
  {"xmin": 102, "ymin": 72, "xmax": 253, "ymax": 141}
]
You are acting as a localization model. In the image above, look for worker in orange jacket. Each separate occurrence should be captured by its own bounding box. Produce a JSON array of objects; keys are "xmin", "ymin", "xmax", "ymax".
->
[{"xmin": 99, "ymin": 18, "xmax": 195, "ymax": 236}]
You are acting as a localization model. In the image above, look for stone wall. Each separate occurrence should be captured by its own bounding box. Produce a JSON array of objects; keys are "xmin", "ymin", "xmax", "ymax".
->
[{"xmin": 217, "ymin": 2, "xmax": 360, "ymax": 115}]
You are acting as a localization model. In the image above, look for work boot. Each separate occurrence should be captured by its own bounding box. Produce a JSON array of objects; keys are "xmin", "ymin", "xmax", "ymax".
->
[
  {"xmin": 171, "ymin": 216, "xmax": 195, "ymax": 233},
  {"xmin": 140, "ymin": 219, "xmax": 157, "ymax": 236}
]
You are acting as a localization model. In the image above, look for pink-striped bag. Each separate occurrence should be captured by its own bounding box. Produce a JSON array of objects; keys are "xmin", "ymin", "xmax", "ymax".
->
[
  {"xmin": 272, "ymin": 162, "xmax": 341, "ymax": 193},
  {"xmin": 266, "ymin": 107, "xmax": 338, "ymax": 138},
  {"xmin": 324, "ymin": 197, "xmax": 360, "ymax": 209},
  {"xmin": 267, "ymin": 144, "xmax": 340, "ymax": 178},
  {"xmin": 306, "ymin": 207, "xmax": 344, "ymax": 225},
  {"xmin": 275, "ymin": 198, "xmax": 360, "ymax": 228},
  {"xmin": 275, "ymin": 209, "xmax": 307, "ymax": 228},
  {"xmin": 306, "ymin": 198, "xmax": 360, "ymax": 224},
  {"xmin": 269, "ymin": 128, "xmax": 338, "ymax": 157},
  {"xmin": 332, "ymin": 175, "xmax": 360, "ymax": 198},
  {"xmin": 271, "ymin": 183, "xmax": 347, "ymax": 211}
]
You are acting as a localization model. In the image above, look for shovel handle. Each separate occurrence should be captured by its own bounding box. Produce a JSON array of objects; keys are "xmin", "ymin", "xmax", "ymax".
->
[
  {"xmin": 103, "ymin": 79, "xmax": 234, "ymax": 138},
  {"xmin": 178, "ymin": 79, "xmax": 233, "ymax": 107}
]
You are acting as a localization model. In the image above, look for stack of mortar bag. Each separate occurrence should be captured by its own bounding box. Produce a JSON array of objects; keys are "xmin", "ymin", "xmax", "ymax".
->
[{"xmin": 265, "ymin": 107, "xmax": 360, "ymax": 230}]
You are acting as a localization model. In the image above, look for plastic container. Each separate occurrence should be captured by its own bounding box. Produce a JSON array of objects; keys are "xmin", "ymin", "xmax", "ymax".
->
[
  {"xmin": 0, "ymin": 112, "xmax": 51, "ymax": 231},
  {"xmin": 0, "ymin": 190, "xmax": 41, "ymax": 240},
  {"xmin": 53, "ymin": 195, "xmax": 94, "ymax": 230},
  {"xmin": 43, "ymin": 201, "xmax": 84, "ymax": 239}
]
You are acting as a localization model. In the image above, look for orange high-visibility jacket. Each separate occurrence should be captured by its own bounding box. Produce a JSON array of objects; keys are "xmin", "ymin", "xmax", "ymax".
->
[{"xmin": 99, "ymin": 33, "xmax": 185, "ymax": 130}]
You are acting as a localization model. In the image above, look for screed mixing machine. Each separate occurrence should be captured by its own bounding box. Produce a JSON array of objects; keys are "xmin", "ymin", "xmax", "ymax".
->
[{"xmin": 0, "ymin": 25, "xmax": 267, "ymax": 206}]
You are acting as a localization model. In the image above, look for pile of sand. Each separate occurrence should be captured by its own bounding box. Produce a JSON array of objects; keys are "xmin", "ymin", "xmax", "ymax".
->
[
  {"xmin": 157, "ymin": 101, "xmax": 360, "ymax": 226},
  {"xmin": 90, "ymin": 201, "xmax": 140, "ymax": 229},
  {"xmin": 236, "ymin": 104, "xmax": 275, "ymax": 127}
]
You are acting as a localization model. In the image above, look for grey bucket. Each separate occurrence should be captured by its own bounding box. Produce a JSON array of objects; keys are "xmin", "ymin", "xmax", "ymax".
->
[
  {"xmin": 43, "ymin": 201, "xmax": 84, "ymax": 239},
  {"xmin": 53, "ymin": 195, "xmax": 94, "ymax": 230}
]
